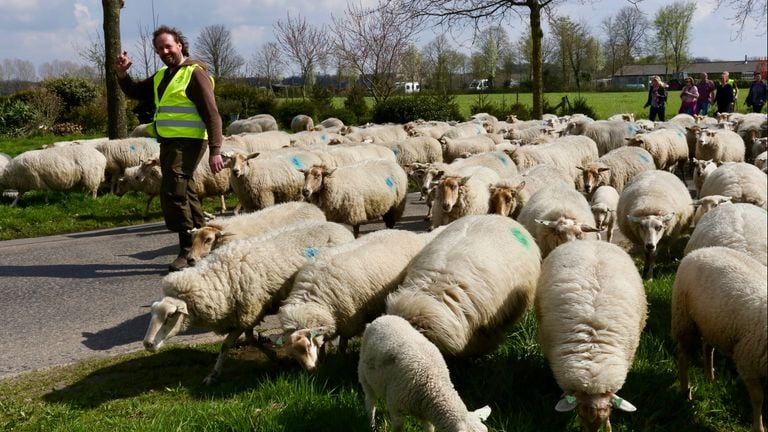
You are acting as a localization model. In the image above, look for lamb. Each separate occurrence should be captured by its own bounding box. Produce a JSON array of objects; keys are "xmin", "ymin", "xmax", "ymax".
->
[
  {"xmin": 489, "ymin": 164, "xmax": 573, "ymax": 218},
  {"xmin": 564, "ymin": 118, "xmax": 640, "ymax": 155},
  {"xmin": 386, "ymin": 214, "xmax": 541, "ymax": 356},
  {"xmin": 684, "ymin": 202, "xmax": 767, "ymax": 265},
  {"xmin": 691, "ymin": 128, "xmax": 746, "ymax": 164},
  {"xmin": 517, "ymin": 185, "xmax": 601, "ymax": 257},
  {"xmin": 276, "ymin": 229, "xmax": 437, "ymax": 370},
  {"xmin": 691, "ymin": 195, "xmax": 733, "ymax": 225},
  {"xmin": 94, "ymin": 137, "xmax": 160, "ymax": 193},
  {"xmin": 692, "ymin": 158, "xmax": 717, "ymax": 196},
  {"xmin": 223, "ymin": 150, "xmax": 323, "ymax": 212},
  {"xmin": 671, "ymin": 247, "xmax": 767, "ymax": 432},
  {"xmin": 430, "ymin": 165, "xmax": 500, "ymax": 229},
  {"xmin": 114, "ymin": 164, "xmax": 161, "ymax": 218},
  {"xmin": 536, "ymin": 240, "xmax": 646, "ymax": 432},
  {"xmin": 590, "ymin": 185, "xmax": 619, "ymax": 243},
  {"xmin": 142, "ymin": 220, "xmax": 355, "ymax": 384},
  {"xmin": 186, "ymin": 201, "xmax": 327, "ymax": 264},
  {"xmin": 578, "ymin": 146, "xmax": 656, "ymax": 196},
  {"xmin": 617, "ymin": 170, "xmax": 694, "ymax": 279},
  {"xmin": 439, "ymin": 135, "xmax": 497, "ymax": 162},
  {"xmin": 301, "ymin": 159, "xmax": 408, "ymax": 237},
  {"xmin": 0, "ymin": 145, "xmax": 106, "ymax": 206},
  {"xmin": 226, "ymin": 113, "xmax": 278, "ymax": 135},
  {"xmin": 624, "ymin": 128, "xmax": 688, "ymax": 176},
  {"xmin": 380, "ymin": 135, "xmax": 443, "ymax": 167},
  {"xmin": 290, "ymin": 114, "xmax": 315, "ymax": 132},
  {"xmin": 699, "ymin": 162, "xmax": 767, "ymax": 208},
  {"xmin": 358, "ymin": 314, "xmax": 492, "ymax": 432}
]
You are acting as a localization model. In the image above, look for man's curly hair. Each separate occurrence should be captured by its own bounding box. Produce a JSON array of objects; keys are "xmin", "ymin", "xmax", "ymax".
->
[{"xmin": 153, "ymin": 25, "xmax": 190, "ymax": 57}]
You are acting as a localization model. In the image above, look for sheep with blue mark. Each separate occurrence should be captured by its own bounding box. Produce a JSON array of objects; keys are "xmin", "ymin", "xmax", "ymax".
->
[
  {"xmin": 94, "ymin": 137, "xmax": 159, "ymax": 193},
  {"xmin": 316, "ymin": 143, "xmax": 396, "ymax": 168},
  {"xmin": 142, "ymin": 220, "xmax": 355, "ymax": 385},
  {"xmin": 624, "ymin": 128, "xmax": 689, "ymax": 177},
  {"xmin": 564, "ymin": 119, "xmax": 640, "ymax": 156},
  {"xmin": 577, "ymin": 146, "xmax": 656, "ymax": 197},
  {"xmin": 300, "ymin": 158, "xmax": 408, "ymax": 237},
  {"xmin": 289, "ymin": 130, "xmax": 349, "ymax": 149},
  {"xmin": 379, "ymin": 135, "xmax": 444, "ymax": 167}
]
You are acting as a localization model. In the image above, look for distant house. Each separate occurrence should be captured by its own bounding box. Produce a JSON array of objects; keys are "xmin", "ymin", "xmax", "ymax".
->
[{"xmin": 611, "ymin": 58, "xmax": 767, "ymax": 89}]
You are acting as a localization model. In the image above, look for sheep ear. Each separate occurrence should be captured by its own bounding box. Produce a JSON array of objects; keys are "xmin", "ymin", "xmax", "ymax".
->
[
  {"xmin": 661, "ymin": 212, "xmax": 675, "ymax": 222},
  {"xmin": 169, "ymin": 299, "xmax": 188, "ymax": 316},
  {"xmin": 627, "ymin": 214, "xmax": 643, "ymax": 223},
  {"xmin": 576, "ymin": 166, "xmax": 584, "ymax": 171},
  {"xmin": 247, "ymin": 152, "xmax": 261, "ymax": 160},
  {"xmin": 515, "ymin": 180, "xmax": 526, "ymax": 191},
  {"xmin": 555, "ymin": 395, "xmax": 578, "ymax": 412},
  {"xmin": 267, "ymin": 333, "xmax": 289, "ymax": 348},
  {"xmin": 325, "ymin": 167, "xmax": 337, "ymax": 176},
  {"xmin": 535, "ymin": 218, "xmax": 557, "ymax": 227},
  {"xmin": 459, "ymin": 176, "xmax": 472, "ymax": 186},
  {"xmin": 598, "ymin": 167, "xmax": 610, "ymax": 173},
  {"xmin": 580, "ymin": 224, "xmax": 602, "ymax": 233},
  {"xmin": 612, "ymin": 395, "xmax": 637, "ymax": 412},
  {"xmin": 472, "ymin": 405, "xmax": 492, "ymax": 422},
  {"xmin": 218, "ymin": 230, "xmax": 235, "ymax": 239}
]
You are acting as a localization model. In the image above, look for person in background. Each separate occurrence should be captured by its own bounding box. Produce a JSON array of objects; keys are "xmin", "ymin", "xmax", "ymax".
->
[
  {"xmin": 114, "ymin": 25, "xmax": 224, "ymax": 273},
  {"xmin": 745, "ymin": 71, "xmax": 767, "ymax": 113},
  {"xmin": 695, "ymin": 72, "xmax": 715, "ymax": 116},
  {"xmin": 679, "ymin": 77, "xmax": 699, "ymax": 115},
  {"xmin": 644, "ymin": 75, "xmax": 668, "ymax": 122},
  {"xmin": 714, "ymin": 71, "xmax": 738, "ymax": 115}
]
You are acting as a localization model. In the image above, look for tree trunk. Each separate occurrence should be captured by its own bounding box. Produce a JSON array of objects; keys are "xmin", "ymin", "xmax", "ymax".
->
[
  {"xmin": 103, "ymin": 0, "xmax": 127, "ymax": 138},
  {"xmin": 529, "ymin": 1, "xmax": 544, "ymax": 119}
]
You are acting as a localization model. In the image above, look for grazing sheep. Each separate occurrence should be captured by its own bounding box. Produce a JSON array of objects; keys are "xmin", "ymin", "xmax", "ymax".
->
[
  {"xmin": 489, "ymin": 164, "xmax": 572, "ymax": 218},
  {"xmin": 94, "ymin": 137, "xmax": 160, "ymax": 193},
  {"xmin": 358, "ymin": 315, "xmax": 492, "ymax": 432},
  {"xmin": 187, "ymin": 201, "xmax": 326, "ymax": 264},
  {"xmin": 700, "ymin": 162, "xmax": 767, "ymax": 208},
  {"xmin": 430, "ymin": 165, "xmax": 500, "ymax": 229},
  {"xmin": 314, "ymin": 117, "xmax": 344, "ymax": 133},
  {"xmin": 537, "ymin": 240, "xmax": 646, "ymax": 432},
  {"xmin": 624, "ymin": 128, "xmax": 688, "ymax": 176},
  {"xmin": 301, "ymin": 159, "xmax": 408, "ymax": 237},
  {"xmin": 142, "ymin": 221, "xmax": 354, "ymax": 384},
  {"xmin": 439, "ymin": 135, "xmax": 497, "ymax": 163},
  {"xmin": 684, "ymin": 203, "xmax": 767, "ymax": 265},
  {"xmin": 290, "ymin": 114, "xmax": 315, "ymax": 132},
  {"xmin": 277, "ymin": 229, "xmax": 437, "ymax": 370},
  {"xmin": 691, "ymin": 128, "xmax": 746, "ymax": 164},
  {"xmin": 387, "ymin": 214, "xmax": 541, "ymax": 356},
  {"xmin": 692, "ymin": 158, "xmax": 717, "ymax": 196},
  {"xmin": 380, "ymin": 135, "xmax": 444, "ymax": 167},
  {"xmin": 671, "ymin": 247, "xmax": 767, "ymax": 432},
  {"xmin": 565, "ymin": 118, "xmax": 640, "ymax": 155},
  {"xmin": 578, "ymin": 146, "xmax": 656, "ymax": 196},
  {"xmin": 590, "ymin": 185, "xmax": 619, "ymax": 243},
  {"xmin": 617, "ymin": 170, "xmax": 694, "ymax": 279},
  {"xmin": 0, "ymin": 152, "xmax": 12, "ymax": 179},
  {"xmin": 226, "ymin": 113, "xmax": 278, "ymax": 135},
  {"xmin": 0, "ymin": 145, "xmax": 106, "ymax": 206},
  {"xmin": 114, "ymin": 164, "xmax": 161, "ymax": 217},
  {"xmin": 517, "ymin": 186, "xmax": 601, "ymax": 257}
]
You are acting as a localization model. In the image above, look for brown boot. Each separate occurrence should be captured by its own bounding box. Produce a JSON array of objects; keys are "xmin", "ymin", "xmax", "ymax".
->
[
  {"xmin": 168, "ymin": 231, "xmax": 193, "ymax": 272},
  {"xmin": 168, "ymin": 254, "xmax": 189, "ymax": 272}
]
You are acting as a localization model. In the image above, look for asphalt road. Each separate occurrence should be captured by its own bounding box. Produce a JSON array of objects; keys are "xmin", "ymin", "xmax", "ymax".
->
[{"xmin": 0, "ymin": 193, "xmax": 431, "ymax": 379}]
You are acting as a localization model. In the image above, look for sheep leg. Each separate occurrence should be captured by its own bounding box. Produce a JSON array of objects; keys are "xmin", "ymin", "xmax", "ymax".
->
[
  {"xmin": 218, "ymin": 194, "xmax": 226, "ymax": 214},
  {"xmin": 703, "ymin": 343, "xmax": 715, "ymax": 381},
  {"xmin": 676, "ymin": 345, "xmax": 693, "ymax": 400},
  {"xmin": 642, "ymin": 249, "xmax": 657, "ymax": 280},
  {"xmin": 361, "ymin": 381, "xmax": 377, "ymax": 429},
  {"xmin": 143, "ymin": 195, "xmax": 155, "ymax": 219},
  {"xmin": 744, "ymin": 377, "xmax": 765, "ymax": 432},
  {"xmin": 338, "ymin": 336, "xmax": 349, "ymax": 354},
  {"xmin": 353, "ymin": 224, "xmax": 360, "ymax": 238},
  {"xmin": 203, "ymin": 330, "xmax": 243, "ymax": 385},
  {"xmin": 606, "ymin": 225, "xmax": 614, "ymax": 243},
  {"xmin": 10, "ymin": 191, "xmax": 23, "ymax": 207}
]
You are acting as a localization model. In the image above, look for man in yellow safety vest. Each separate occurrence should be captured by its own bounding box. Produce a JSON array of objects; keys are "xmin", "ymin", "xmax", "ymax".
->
[{"xmin": 115, "ymin": 25, "xmax": 224, "ymax": 273}]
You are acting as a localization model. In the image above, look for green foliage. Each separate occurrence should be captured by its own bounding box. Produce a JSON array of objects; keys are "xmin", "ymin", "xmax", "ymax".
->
[
  {"xmin": 317, "ymin": 107, "xmax": 358, "ymax": 127},
  {"xmin": 69, "ymin": 96, "xmax": 108, "ymax": 134},
  {"xmin": 343, "ymin": 85, "xmax": 369, "ymax": 124},
  {"xmin": 42, "ymin": 76, "xmax": 100, "ymax": 114},
  {"xmin": 308, "ymin": 85, "xmax": 334, "ymax": 114},
  {"xmin": 275, "ymin": 99, "xmax": 317, "ymax": 130},
  {"xmin": 0, "ymin": 98, "xmax": 35, "ymax": 136},
  {"xmin": 214, "ymin": 80, "xmax": 276, "ymax": 125},
  {"xmin": 557, "ymin": 96, "xmax": 598, "ymax": 119},
  {"xmin": 372, "ymin": 95, "xmax": 462, "ymax": 124}
]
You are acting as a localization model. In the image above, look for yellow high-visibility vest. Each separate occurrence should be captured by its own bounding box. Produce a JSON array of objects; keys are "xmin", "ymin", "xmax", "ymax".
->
[{"xmin": 152, "ymin": 64, "xmax": 214, "ymax": 139}]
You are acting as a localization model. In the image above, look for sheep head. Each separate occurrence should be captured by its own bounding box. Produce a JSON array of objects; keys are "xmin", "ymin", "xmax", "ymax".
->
[
  {"xmin": 626, "ymin": 213, "xmax": 675, "ymax": 252},
  {"xmin": 692, "ymin": 195, "xmax": 732, "ymax": 224},
  {"xmin": 439, "ymin": 175, "xmax": 470, "ymax": 213},
  {"xmin": 187, "ymin": 225, "xmax": 231, "ymax": 265},
  {"xmin": 461, "ymin": 405, "xmax": 492, "ymax": 432},
  {"xmin": 555, "ymin": 392, "xmax": 636, "ymax": 432},
  {"xmin": 535, "ymin": 217, "xmax": 602, "ymax": 248},
  {"xmin": 268, "ymin": 327, "xmax": 328, "ymax": 372},
  {"xmin": 302, "ymin": 165, "xmax": 331, "ymax": 199},
  {"xmin": 143, "ymin": 296, "xmax": 189, "ymax": 352},
  {"xmin": 578, "ymin": 164, "xmax": 610, "ymax": 195},
  {"xmin": 489, "ymin": 181, "xmax": 525, "ymax": 217},
  {"xmin": 590, "ymin": 203, "xmax": 615, "ymax": 230}
]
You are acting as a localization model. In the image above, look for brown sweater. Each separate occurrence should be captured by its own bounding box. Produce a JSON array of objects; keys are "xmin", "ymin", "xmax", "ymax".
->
[{"xmin": 118, "ymin": 59, "xmax": 222, "ymax": 155}]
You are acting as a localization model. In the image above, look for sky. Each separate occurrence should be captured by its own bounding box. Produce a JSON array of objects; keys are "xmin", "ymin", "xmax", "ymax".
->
[{"xmin": 0, "ymin": 0, "xmax": 766, "ymax": 78}]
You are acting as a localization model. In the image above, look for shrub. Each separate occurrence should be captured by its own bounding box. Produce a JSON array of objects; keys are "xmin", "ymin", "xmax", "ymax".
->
[
  {"xmin": 215, "ymin": 80, "xmax": 276, "ymax": 123},
  {"xmin": 51, "ymin": 122, "xmax": 84, "ymax": 135},
  {"xmin": 308, "ymin": 85, "xmax": 334, "ymax": 114},
  {"xmin": 42, "ymin": 76, "xmax": 100, "ymax": 116},
  {"xmin": 70, "ymin": 96, "xmax": 108, "ymax": 134},
  {"xmin": 343, "ymin": 86, "xmax": 369, "ymax": 124},
  {"xmin": 371, "ymin": 95, "xmax": 461, "ymax": 124},
  {"xmin": 275, "ymin": 99, "xmax": 317, "ymax": 130},
  {"xmin": 556, "ymin": 96, "xmax": 597, "ymax": 119},
  {"xmin": 317, "ymin": 107, "xmax": 358, "ymax": 127},
  {"xmin": 0, "ymin": 98, "xmax": 34, "ymax": 136}
]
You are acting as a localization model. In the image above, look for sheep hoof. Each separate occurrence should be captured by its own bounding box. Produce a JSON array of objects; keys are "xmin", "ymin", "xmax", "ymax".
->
[{"xmin": 202, "ymin": 372, "xmax": 219, "ymax": 386}]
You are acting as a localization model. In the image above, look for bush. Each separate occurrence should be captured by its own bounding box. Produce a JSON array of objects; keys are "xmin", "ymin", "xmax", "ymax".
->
[
  {"xmin": 0, "ymin": 98, "xmax": 34, "ymax": 136},
  {"xmin": 308, "ymin": 85, "xmax": 334, "ymax": 114},
  {"xmin": 70, "ymin": 96, "xmax": 108, "ymax": 134},
  {"xmin": 557, "ymin": 96, "xmax": 597, "ymax": 119},
  {"xmin": 343, "ymin": 86, "xmax": 369, "ymax": 124},
  {"xmin": 371, "ymin": 95, "xmax": 462, "ymax": 124},
  {"xmin": 42, "ymin": 76, "xmax": 100, "ymax": 117},
  {"xmin": 317, "ymin": 107, "xmax": 358, "ymax": 127},
  {"xmin": 215, "ymin": 80, "xmax": 276, "ymax": 124},
  {"xmin": 275, "ymin": 99, "xmax": 317, "ymax": 130}
]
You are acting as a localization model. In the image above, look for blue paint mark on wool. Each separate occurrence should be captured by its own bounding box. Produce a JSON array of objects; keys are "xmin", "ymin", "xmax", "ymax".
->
[
  {"xmin": 321, "ymin": 133, "xmax": 328, "ymax": 141},
  {"xmin": 385, "ymin": 176, "xmax": 395, "ymax": 189},
  {"xmin": 496, "ymin": 154, "xmax": 508, "ymax": 165},
  {"xmin": 291, "ymin": 156, "xmax": 304, "ymax": 169},
  {"xmin": 304, "ymin": 247, "xmax": 319, "ymax": 259},
  {"xmin": 392, "ymin": 148, "xmax": 401, "ymax": 156},
  {"xmin": 637, "ymin": 150, "xmax": 651, "ymax": 163},
  {"xmin": 129, "ymin": 144, "xmax": 136, "ymax": 152}
]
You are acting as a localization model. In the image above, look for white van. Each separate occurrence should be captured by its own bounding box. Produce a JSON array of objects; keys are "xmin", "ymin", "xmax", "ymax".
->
[
  {"xmin": 468, "ymin": 79, "xmax": 489, "ymax": 91},
  {"xmin": 396, "ymin": 81, "xmax": 420, "ymax": 93}
]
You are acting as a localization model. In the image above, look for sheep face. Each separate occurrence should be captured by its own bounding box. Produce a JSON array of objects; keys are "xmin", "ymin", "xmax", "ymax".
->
[
  {"xmin": 626, "ymin": 213, "xmax": 675, "ymax": 252},
  {"xmin": 489, "ymin": 181, "xmax": 525, "ymax": 216},
  {"xmin": 143, "ymin": 297, "xmax": 189, "ymax": 352},
  {"xmin": 555, "ymin": 392, "xmax": 636, "ymax": 432},
  {"xmin": 590, "ymin": 204, "xmax": 614, "ymax": 231},
  {"xmin": 226, "ymin": 152, "xmax": 260, "ymax": 178},
  {"xmin": 461, "ymin": 405, "xmax": 492, "ymax": 432},
  {"xmin": 579, "ymin": 165, "xmax": 610, "ymax": 195},
  {"xmin": 439, "ymin": 175, "xmax": 469, "ymax": 213},
  {"xmin": 697, "ymin": 130, "xmax": 717, "ymax": 147},
  {"xmin": 280, "ymin": 328, "xmax": 326, "ymax": 371},
  {"xmin": 535, "ymin": 217, "xmax": 602, "ymax": 249},
  {"xmin": 302, "ymin": 165, "xmax": 329, "ymax": 199},
  {"xmin": 692, "ymin": 195, "xmax": 732, "ymax": 224},
  {"xmin": 187, "ymin": 226, "xmax": 228, "ymax": 264}
]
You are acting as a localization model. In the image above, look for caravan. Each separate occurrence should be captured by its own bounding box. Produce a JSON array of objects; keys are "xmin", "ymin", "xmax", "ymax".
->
[
  {"xmin": 467, "ymin": 79, "xmax": 489, "ymax": 91},
  {"xmin": 396, "ymin": 81, "xmax": 420, "ymax": 93}
]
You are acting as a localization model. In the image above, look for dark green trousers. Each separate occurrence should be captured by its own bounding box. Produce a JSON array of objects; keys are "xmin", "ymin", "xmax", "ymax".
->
[{"xmin": 159, "ymin": 138, "xmax": 207, "ymax": 233}]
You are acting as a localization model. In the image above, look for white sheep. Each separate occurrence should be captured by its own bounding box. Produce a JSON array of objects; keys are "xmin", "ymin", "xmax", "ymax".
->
[
  {"xmin": 699, "ymin": 162, "xmax": 767, "ymax": 208},
  {"xmin": 226, "ymin": 130, "xmax": 292, "ymax": 152},
  {"xmin": 692, "ymin": 158, "xmax": 717, "ymax": 196},
  {"xmin": 691, "ymin": 128, "xmax": 746, "ymax": 164},
  {"xmin": 226, "ymin": 113, "xmax": 278, "ymax": 135},
  {"xmin": 624, "ymin": 128, "xmax": 688, "ymax": 176},
  {"xmin": 507, "ymin": 135, "xmax": 599, "ymax": 189},
  {"xmin": 344, "ymin": 124, "xmax": 410, "ymax": 144},
  {"xmin": 187, "ymin": 201, "xmax": 326, "ymax": 264},
  {"xmin": 0, "ymin": 152, "xmax": 12, "ymax": 181},
  {"xmin": 691, "ymin": 195, "xmax": 733, "ymax": 225},
  {"xmin": 439, "ymin": 135, "xmax": 497, "ymax": 163},
  {"xmin": 517, "ymin": 186, "xmax": 601, "ymax": 257},
  {"xmin": 289, "ymin": 130, "xmax": 349, "ymax": 148},
  {"xmin": 314, "ymin": 117, "xmax": 344, "ymax": 133},
  {"xmin": 301, "ymin": 159, "xmax": 408, "ymax": 237},
  {"xmin": 317, "ymin": 143, "xmax": 396, "ymax": 168},
  {"xmin": 0, "ymin": 145, "xmax": 106, "ymax": 206},
  {"xmin": 755, "ymin": 151, "xmax": 768, "ymax": 173},
  {"xmin": 607, "ymin": 113, "xmax": 635, "ymax": 122},
  {"xmin": 142, "ymin": 220, "xmax": 354, "ymax": 384},
  {"xmin": 578, "ymin": 146, "xmax": 656, "ymax": 196},
  {"xmin": 565, "ymin": 118, "xmax": 641, "ymax": 155},
  {"xmin": 358, "ymin": 314, "xmax": 492, "ymax": 432},
  {"xmin": 590, "ymin": 185, "xmax": 619, "ymax": 243},
  {"xmin": 671, "ymin": 247, "xmax": 767, "ymax": 432},
  {"xmin": 429, "ymin": 165, "xmax": 500, "ymax": 229},
  {"xmin": 94, "ymin": 137, "xmax": 160, "ymax": 193},
  {"xmin": 489, "ymin": 164, "xmax": 572, "ymax": 218},
  {"xmin": 684, "ymin": 203, "xmax": 767, "ymax": 265},
  {"xmin": 290, "ymin": 114, "xmax": 315, "ymax": 132},
  {"xmin": 404, "ymin": 120, "xmax": 454, "ymax": 139},
  {"xmin": 380, "ymin": 135, "xmax": 444, "ymax": 167},
  {"xmin": 447, "ymin": 150, "xmax": 518, "ymax": 179},
  {"xmin": 114, "ymin": 164, "xmax": 161, "ymax": 217},
  {"xmin": 750, "ymin": 137, "xmax": 767, "ymax": 163},
  {"xmin": 276, "ymin": 229, "xmax": 437, "ymax": 370},
  {"xmin": 387, "ymin": 214, "xmax": 541, "ymax": 356},
  {"xmin": 536, "ymin": 240, "xmax": 646, "ymax": 432},
  {"xmin": 440, "ymin": 121, "xmax": 488, "ymax": 140},
  {"xmin": 617, "ymin": 170, "xmax": 694, "ymax": 279}
]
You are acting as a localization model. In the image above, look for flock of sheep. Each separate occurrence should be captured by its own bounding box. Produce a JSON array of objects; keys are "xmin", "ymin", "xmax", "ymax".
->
[{"xmin": 0, "ymin": 109, "xmax": 767, "ymax": 431}]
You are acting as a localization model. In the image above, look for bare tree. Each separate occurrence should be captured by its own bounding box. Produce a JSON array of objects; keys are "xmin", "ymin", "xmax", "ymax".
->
[
  {"xmin": 601, "ymin": 16, "xmax": 621, "ymax": 77},
  {"xmin": 38, "ymin": 60, "xmax": 96, "ymax": 79},
  {"xmin": 422, "ymin": 34, "xmax": 467, "ymax": 92},
  {"xmin": 614, "ymin": 6, "xmax": 649, "ymax": 62},
  {"xmin": 250, "ymin": 42, "xmax": 286, "ymax": 89},
  {"xmin": 473, "ymin": 25, "xmax": 511, "ymax": 86},
  {"xmin": 331, "ymin": 0, "xmax": 422, "ymax": 104},
  {"xmin": 77, "ymin": 30, "xmax": 106, "ymax": 83},
  {"xmin": 274, "ymin": 13, "xmax": 330, "ymax": 97},
  {"xmin": 1, "ymin": 59, "xmax": 38, "ymax": 81},
  {"xmin": 194, "ymin": 24, "xmax": 245, "ymax": 79},
  {"xmin": 400, "ymin": 44, "xmax": 423, "ymax": 87},
  {"xmin": 134, "ymin": 22, "xmax": 158, "ymax": 79},
  {"xmin": 653, "ymin": 1, "xmax": 695, "ymax": 76},
  {"xmin": 713, "ymin": 0, "xmax": 767, "ymax": 37}
]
